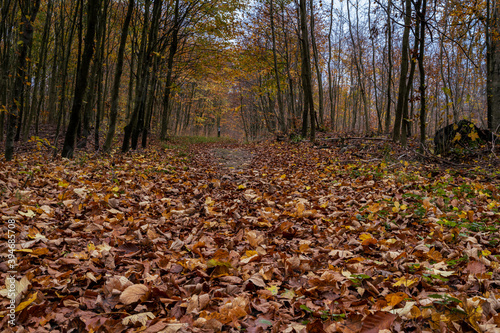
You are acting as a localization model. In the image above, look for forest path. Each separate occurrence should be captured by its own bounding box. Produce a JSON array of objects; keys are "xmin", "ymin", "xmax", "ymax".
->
[{"xmin": 211, "ymin": 147, "xmax": 254, "ymax": 171}]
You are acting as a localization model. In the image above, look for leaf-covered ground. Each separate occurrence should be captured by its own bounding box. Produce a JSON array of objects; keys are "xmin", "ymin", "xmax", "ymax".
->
[{"xmin": 1, "ymin": 139, "xmax": 500, "ymax": 332}]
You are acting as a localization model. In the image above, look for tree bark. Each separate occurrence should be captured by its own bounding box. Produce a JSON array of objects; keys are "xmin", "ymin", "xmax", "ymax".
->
[
  {"xmin": 392, "ymin": 0, "xmax": 411, "ymax": 142},
  {"xmin": 385, "ymin": 0, "xmax": 392, "ymax": 133},
  {"xmin": 5, "ymin": 0, "xmax": 41, "ymax": 161},
  {"xmin": 417, "ymin": 0, "xmax": 427, "ymax": 149},
  {"xmin": 309, "ymin": 0, "xmax": 324, "ymax": 128},
  {"xmin": 104, "ymin": 0, "xmax": 134, "ymax": 153},
  {"xmin": 61, "ymin": 0, "xmax": 99, "ymax": 158},
  {"xmin": 160, "ymin": 0, "xmax": 180, "ymax": 140},
  {"xmin": 327, "ymin": 0, "xmax": 334, "ymax": 130},
  {"xmin": 270, "ymin": 0, "xmax": 286, "ymax": 133},
  {"xmin": 488, "ymin": 0, "xmax": 500, "ymax": 132},
  {"xmin": 299, "ymin": 0, "xmax": 315, "ymax": 142}
]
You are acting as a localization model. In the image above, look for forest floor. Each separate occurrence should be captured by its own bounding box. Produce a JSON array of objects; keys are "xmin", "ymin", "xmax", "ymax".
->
[{"xmin": 1, "ymin": 136, "xmax": 500, "ymax": 332}]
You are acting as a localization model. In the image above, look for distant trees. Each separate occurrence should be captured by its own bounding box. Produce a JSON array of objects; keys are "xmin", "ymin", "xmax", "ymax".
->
[{"xmin": 0, "ymin": 0, "xmax": 497, "ymax": 159}]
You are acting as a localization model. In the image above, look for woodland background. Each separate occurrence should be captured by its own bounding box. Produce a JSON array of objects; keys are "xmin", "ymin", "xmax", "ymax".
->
[{"xmin": 1, "ymin": 0, "xmax": 500, "ymax": 159}]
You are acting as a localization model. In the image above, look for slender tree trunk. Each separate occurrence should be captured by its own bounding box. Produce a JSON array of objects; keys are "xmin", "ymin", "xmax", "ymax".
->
[
  {"xmin": 327, "ymin": 0, "xmax": 334, "ymax": 130},
  {"xmin": 104, "ymin": 0, "xmax": 134, "ymax": 153},
  {"xmin": 402, "ymin": 0, "xmax": 421, "ymax": 147},
  {"xmin": 5, "ymin": 0, "xmax": 41, "ymax": 161},
  {"xmin": 23, "ymin": 0, "xmax": 53, "ymax": 141},
  {"xmin": 347, "ymin": 0, "xmax": 369, "ymax": 133},
  {"xmin": 309, "ymin": 0, "xmax": 324, "ymax": 128},
  {"xmin": 53, "ymin": 0, "xmax": 80, "ymax": 149},
  {"xmin": 392, "ymin": 0, "xmax": 411, "ymax": 142},
  {"xmin": 418, "ymin": 0, "xmax": 428, "ymax": 149},
  {"xmin": 385, "ymin": 0, "xmax": 392, "ymax": 133},
  {"xmin": 131, "ymin": 0, "xmax": 161, "ymax": 149},
  {"xmin": 123, "ymin": 0, "xmax": 150, "ymax": 152},
  {"xmin": 282, "ymin": 3, "xmax": 295, "ymax": 128},
  {"xmin": 270, "ymin": 0, "xmax": 286, "ymax": 133},
  {"xmin": 299, "ymin": 0, "xmax": 315, "ymax": 142},
  {"xmin": 368, "ymin": 0, "xmax": 382, "ymax": 132},
  {"xmin": 488, "ymin": 0, "xmax": 500, "ymax": 132},
  {"xmin": 61, "ymin": 0, "xmax": 99, "ymax": 158},
  {"xmin": 160, "ymin": 0, "xmax": 180, "ymax": 140}
]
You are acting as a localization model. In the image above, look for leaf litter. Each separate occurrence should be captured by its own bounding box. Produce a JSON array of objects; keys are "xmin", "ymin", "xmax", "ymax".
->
[{"xmin": 0, "ymin": 140, "xmax": 499, "ymax": 332}]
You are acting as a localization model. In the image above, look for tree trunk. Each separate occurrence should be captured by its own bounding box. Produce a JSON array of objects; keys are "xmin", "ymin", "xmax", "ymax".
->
[
  {"xmin": 160, "ymin": 0, "xmax": 180, "ymax": 140},
  {"xmin": 417, "ymin": 0, "xmax": 427, "ymax": 149},
  {"xmin": 309, "ymin": 0, "xmax": 324, "ymax": 128},
  {"xmin": 327, "ymin": 0, "xmax": 334, "ymax": 130},
  {"xmin": 488, "ymin": 0, "xmax": 500, "ymax": 132},
  {"xmin": 299, "ymin": 0, "xmax": 315, "ymax": 142},
  {"xmin": 392, "ymin": 0, "xmax": 411, "ymax": 142},
  {"xmin": 385, "ymin": 0, "xmax": 392, "ymax": 133},
  {"xmin": 104, "ymin": 0, "xmax": 134, "ymax": 153},
  {"xmin": 368, "ymin": 0, "xmax": 382, "ymax": 132},
  {"xmin": 270, "ymin": 0, "xmax": 286, "ymax": 133},
  {"xmin": 5, "ymin": 0, "xmax": 41, "ymax": 161},
  {"xmin": 61, "ymin": 0, "xmax": 99, "ymax": 158}
]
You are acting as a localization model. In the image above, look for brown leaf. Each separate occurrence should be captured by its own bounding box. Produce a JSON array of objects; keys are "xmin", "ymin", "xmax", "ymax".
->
[
  {"xmin": 119, "ymin": 284, "xmax": 149, "ymax": 305},
  {"xmin": 360, "ymin": 311, "xmax": 396, "ymax": 333},
  {"xmin": 466, "ymin": 261, "xmax": 486, "ymax": 275}
]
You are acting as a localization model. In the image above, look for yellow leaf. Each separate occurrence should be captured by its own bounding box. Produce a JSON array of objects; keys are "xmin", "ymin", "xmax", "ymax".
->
[
  {"xmin": 305, "ymin": 186, "xmax": 311, "ymax": 190},
  {"xmin": 15, "ymin": 249, "xmax": 33, "ymax": 253},
  {"xmin": 205, "ymin": 196, "xmax": 215, "ymax": 205},
  {"xmin": 280, "ymin": 174, "xmax": 286, "ymax": 180},
  {"xmin": 482, "ymin": 250, "xmax": 491, "ymax": 256},
  {"xmin": 58, "ymin": 181, "xmax": 69, "ymax": 187},
  {"xmin": 32, "ymin": 248, "xmax": 49, "ymax": 256},
  {"xmin": 266, "ymin": 285, "xmax": 279, "ymax": 295},
  {"xmin": 368, "ymin": 203, "xmax": 381, "ymax": 213},
  {"xmin": 359, "ymin": 233, "xmax": 373, "ymax": 241},
  {"xmin": 15, "ymin": 292, "xmax": 37, "ymax": 312},
  {"xmin": 487, "ymin": 201, "xmax": 497, "ymax": 210},
  {"xmin": 385, "ymin": 292, "xmax": 408, "ymax": 307},
  {"xmin": 452, "ymin": 132, "xmax": 461, "ymax": 142},
  {"xmin": 281, "ymin": 289, "xmax": 295, "ymax": 299},
  {"xmin": 393, "ymin": 277, "xmax": 419, "ymax": 287},
  {"xmin": 237, "ymin": 184, "xmax": 246, "ymax": 190},
  {"xmin": 468, "ymin": 131, "xmax": 479, "ymax": 141},
  {"xmin": 241, "ymin": 250, "xmax": 258, "ymax": 260},
  {"xmin": 87, "ymin": 242, "xmax": 96, "ymax": 252},
  {"xmin": 392, "ymin": 201, "xmax": 400, "ymax": 212}
]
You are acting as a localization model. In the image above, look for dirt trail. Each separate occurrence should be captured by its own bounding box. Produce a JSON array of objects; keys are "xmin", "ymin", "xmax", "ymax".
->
[{"xmin": 211, "ymin": 147, "xmax": 253, "ymax": 171}]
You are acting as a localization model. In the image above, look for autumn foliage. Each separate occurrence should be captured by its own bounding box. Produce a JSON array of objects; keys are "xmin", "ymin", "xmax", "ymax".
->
[{"xmin": 1, "ymin": 139, "xmax": 499, "ymax": 332}]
